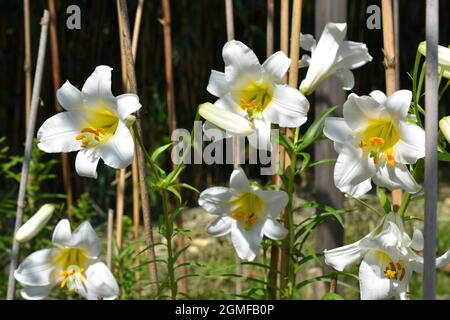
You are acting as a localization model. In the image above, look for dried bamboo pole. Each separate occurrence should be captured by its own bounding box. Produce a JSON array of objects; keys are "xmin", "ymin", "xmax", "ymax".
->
[
  {"xmin": 161, "ymin": 0, "xmax": 189, "ymax": 295},
  {"xmin": 131, "ymin": 0, "xmax": 144, "ymax": 293},
  {"xmin": 7, "ymin": 10, "xmax": 50, "ymax": 300},
  {"xmin": 393, "ymin": 0, "xmax": 400, "ymax": 89},
  {"xmin": 23, "ymin": 0, "xmax": 32, "ymax": 133},
  {"xmin": 48, "ymin": 0, "xmax": 74, "ymax": 218},
  {"xmin": 382, "ymin": 0, "xmax": 402, "ymax": 209},
  {"xmin": 280, "ymin": 0, "xmax": 302, "ymax": 298},
  {"xmin": 115, "ymin": 3, "xmax": 128, "ymax": 249},
  {"xmin": 117, "ymin": 0, "xmax": 159, "ymax": 298},
  {"xmin": 224, "ymin": 0, "xmax": 243, "ymax": 298},
  {"xmin": 267, "ymin": 0, "xmax": 282, "ymax": 300},
  {"xmin": 107, "ymin": 209, "xmax": 114, "ymax": 270},
  {"xmin": 423, "ymin": 0, "xmax": 438, "ymax": 300}
]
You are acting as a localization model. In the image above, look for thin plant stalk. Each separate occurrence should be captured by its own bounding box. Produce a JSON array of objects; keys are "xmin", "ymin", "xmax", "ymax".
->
[
  {"xmin": 107, "ymin": 209, "xmax": 114, "ymax": 270},
  {"xmin": 224, "ymin": 0, "xmax": 243, "ymax": 298},
  {"xmin": 47, "ymin": 0, "xmax": 74, "ymax": 218},
  {"xmin": 7, "ymin": 10, "xmax": 50, "ymax": 300},
  {"xmin": 117, "ymin": 0, "xmax": 159, "ymax": 298},
  {"xmin": 280, "ymin": 0, "xmax": 302, "ymax": 300},
  {"xmin": 23, "ymin": 0, "xmax": 32, "ymax": 133},
  {"xmin": 423, "ymin": 0, "xmax": 438, "ymax": 300},
  {"xmin": 382, "ymin": 0, "xmax": 402, "ymax": 209}
]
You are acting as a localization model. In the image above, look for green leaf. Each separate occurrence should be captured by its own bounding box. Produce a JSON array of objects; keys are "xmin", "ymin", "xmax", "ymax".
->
[
  {"xmin": 166, "ymin": 186, "xmax": 182, "ymax": 203},
  {"xmin": 151, "ymin": 143, "xmax": 172, "ymax": 162},
  {"xmin": 297, "ymin": 105, "xmax": 338, "ymax": 151},
  {"xmin": 438, "ymin": 151, "xmax": 450, "ymax": 162},
  {"xmin": 175, "ymin": 182, "xmax": 199, "ymax": 193},
  {"xmin": 376, "ymin": 185, "xmax": 392, "ymax": 213},
  {"xmin": 322, "ymin": 292, "xmax": 344, "ymax": 300}
]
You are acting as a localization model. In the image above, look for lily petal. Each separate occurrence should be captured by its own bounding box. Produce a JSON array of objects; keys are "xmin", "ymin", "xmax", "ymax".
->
[
  {"xmin": 79, "ymin": 261, "xmax": 119, "ymax": 300},
  {"xmin": 341, "ymin": 178, "xmax": 373, "ymax": 198},
  {"xmin": 410, "ymin": 228, "xmax": 424, "ymax": 251},
  {"xmin": 254, "ymin": 189, "xmax": 288, "ymax": 218},
  {"xmin": 56, "ymin": 81, "xmax": 83, "ymax": 111},
  {"xmin": 324, "ymin": 240, "xmax": 363, "ymax": 271},
  {"xmin": 262, "ymin": 51, "xmax": 291, "ymax": 82},
  {"xmin": 207, "ymin": 216, "xmax": 234, "ymax": 237},
  {"xmin": 343, "ymin": 94, "xmax": 388, "ymax": 131},
  {"xmin": 263, "ymin": 84, "xmax": 309, "ymax": 128},
  {"xmin": 81, "ymin": 65, "xmax": 114, "ymax": 99},
  {"xmin": 262, "ymin": 218, "xmax": 287, "ymax": 240},
  {"xmin": 247, "ymin": 118, "xmax": 272, "ymax": 151},
  {"xmin": 75, "ymin": 148, "xmax": 101, "ymax": 179},
  {"xmin": 198, "ymin": 186, "xmax": 233, "ymax": 215},
  {"xmin": 207, "ymin": 70, "xmax": 229, "ymax": 97},
  {"xmin": 97, "ymin": 121, "xmax": 135, "ymax": 169},
  {"xmin": 334, "ymin": 68, "xmax": 354, "ymax": 90},
  {"xmin": 230, "ymin": 222, "xmax": 264, "ymax": 261},
  {"xmin": 369, "ymin": 90, "xmax": 387, "ymax": 104},
  {"xmin": 21, "ymin": 285, "xmax": 54, "ymax": 300},
  {"xmin": 323, "ymin": 117, "xmax": 353, "ymax": 144},
  {"xmin": 37, "ymin": 112, "xmax": 83, "ymax": 153},
  {"xmin": 52, "ymin": 219, "xmax": 72, "ymax": 247},
  {"xmin": 373, "ymin": 163, "xmax": 421, "ymax": 194},
  {"xmin": 222, "ymin": 40, "xmax": 262, "ymax": 87},
  {"xmin": 68, "ymin": 221, "xmax": 100, "ymax": 257},
  {"xmin": 385, "ymin": 90, "xmax": 412, "ymax": 119},
  {"xmin": 116, "ymin": 93, "xmax": 142, "ymax": 120},
  {"xmin": 394, "ymin": 120, "xmax": 425, "ymax": 164},
  {"xmin": 199, "ymin": 102, "xmax": 254, "ymax": 136},
  {"xmin": 229, "ymin": 167, "xmax": 252, "ymax": 191},
  {"xmin": 14, "ymin": 249, "xmax": 55, "ymax": 287}
]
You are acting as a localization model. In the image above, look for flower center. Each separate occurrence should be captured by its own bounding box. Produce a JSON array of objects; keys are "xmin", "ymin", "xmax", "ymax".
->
[
  {"xmin": 75, "ymin": 101, "xmax": 119, "ymax": 148},
  {"xmin": 384, "ymin": 261, "xmax": 406, "ymax": 281},
  {"xmin": 60, "ymin": 265, "xmax": 86, "ymax": 290},
  {"xmin": 229, "ymin": 192, "xmax": 265, "ymax": 230},
  {"xmin": 238, "ymin": 81, "xmax": 272, "ymax": 120},
  {"xmin": 53, "ymin": 248, "xmax": 89, "ymax": 290},
  {"xmin": 359, "ymin": 119, "xmax": 400, "ymax": 166}
]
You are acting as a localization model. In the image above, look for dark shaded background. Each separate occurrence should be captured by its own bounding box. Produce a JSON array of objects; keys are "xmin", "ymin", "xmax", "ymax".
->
[{"xmin": 0, "ymin": 0, "xmax": 449, "ymax": 211}]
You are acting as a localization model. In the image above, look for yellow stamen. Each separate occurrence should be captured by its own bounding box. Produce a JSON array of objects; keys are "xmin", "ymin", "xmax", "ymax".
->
[
  {"xmin": 75, "ymin": 135, "xmax": 85, "ymax": 140},
  {"xmin": 229, "ymin": 192, "xmax": 265, "ymax": 230},
  {"xmin": 370, "ymin": 137, "xmax": 385, "ymax": 146},
  {"xmin": 97, "ymin": 127, "xmax": 106, "ymax": 134},
  {"xmin": 384, "ymin": 269, "xmax": 397, "ymax": 280},
  {"xmin": 386, "ymin": 148, "xmax": 395, "ymax": 166},
  {"xmin": 81, "ymin": 128, "xmax": 99, "ymax": 135},
  {"xmin": 359, "ymin": 139, "xmax": 367, "ymax": 147}
]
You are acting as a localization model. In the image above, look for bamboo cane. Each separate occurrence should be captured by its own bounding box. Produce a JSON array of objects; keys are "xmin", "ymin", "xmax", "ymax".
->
[
  {"xmin": 47, "ymin": 0, "xmax": 74, "ymax": 218},
  {"xmin": 423, "ymin": 0, "xmax": 438, "ymax": 300},
  {"xmin": 224, "ymin": 0, "xmax": 243, "ymax": 298},
  {"xmin": 23, "ymin": 0, "xmax": 32, "ymax": 133},
  {"xmin": 161, "ymin": 0, "xmax": 189, "ymax": 295},
  {"xmin": 117, "ymin": 0, "xmax": 159, "ymax": 298},
  {"xmin": 107, "ymin": 209, "xmax": 114, "ymax": 270},
  {"xmin": 6, "ymin": 10, "xmax": 50, "ymax": 300},
  {"xmin": 267, "ymin": 0, "xmax": 281, "ymax": 300},
  {"xmin": 381, "ymin": 0, "xmax": 402, "ymax": 210},
  {"xmin": 280, "ymin": 0, "xmax": 302, "ymax": 299}
]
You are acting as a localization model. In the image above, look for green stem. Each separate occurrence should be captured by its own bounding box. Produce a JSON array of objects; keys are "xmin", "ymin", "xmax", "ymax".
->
[{"xmin": 161, "ymin": 190, "xmax": 177, "ymax": 299}]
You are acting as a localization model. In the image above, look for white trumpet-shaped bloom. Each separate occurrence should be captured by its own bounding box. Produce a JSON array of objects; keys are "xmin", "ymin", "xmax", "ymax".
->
[
  {"xmin": 299, "ymin": 22, "xmax": 372, "ymax": 95},
  {"xmin": 324, "ymin": 212, "xmax": 450, "ymax": 300},
  {"xmin": 418, "ymin": 41, "xmax": 450, "ymax": 79},
  {"xmin": 37, "ymin": 65, "xmax": 142, "ymax": 179},
  {"xmin": 324, "ymin": 90, "xmax": 425, "ymax": 197},
  {"xmin": 200, "ymin": 40, "xmax": 309, "ymax": 150},
  {"xmin": 198, "ymin": 168, "xmax": 288, "ymax": 261},
  {"xmin": 16, "ymin": 204, "xmax": 55, "ymax": 243},
  {"xmin": 14, "ymin": 219, "xmax": 119, "ymax": 300}
]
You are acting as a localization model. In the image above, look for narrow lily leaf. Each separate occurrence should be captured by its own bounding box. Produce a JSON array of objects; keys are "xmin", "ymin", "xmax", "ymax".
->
[
  {"xmin": 376, "ymin": 185, "xmax": 392, "ymax": 214},
  {"xmin": 298, "ymin": 105, "xmax": 338, "ymax": 151},
  {"xmin": 151, "ymin": 143, "xmax": 172, "ymax": 162},
  {"xmin": 198, "ymin": 102, "xmax": 254, "ymax": 136}
]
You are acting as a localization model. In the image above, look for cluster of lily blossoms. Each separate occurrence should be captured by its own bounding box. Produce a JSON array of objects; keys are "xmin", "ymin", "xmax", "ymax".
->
[{"xmin": 18, "ymin": 21, "xmax": 448, "ymax": 300}]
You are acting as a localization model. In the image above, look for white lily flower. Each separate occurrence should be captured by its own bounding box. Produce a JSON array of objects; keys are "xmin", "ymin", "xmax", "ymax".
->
[
  {"xmin": 299, "ymin": 22, "xmax": 372, "ymax": 95},
  {"xmin": 16, "ymin": 204, "xmax": 55, "ymax": 243},
  {"xmin": 440, "ymin": 116, "xmax": 450, "ymax": 144},
  {"xmin": 198, "ymin": 168, "xmax": 288, "ymax": 261},
  {"xmin": 14, "ymin": 219, "xmax": 119, "ymax": 300},
  {"xmin": 324, "ymin": 212, "xmax": 450, "ymax": 300},
  {"xmin": 37, "ymin": 65, "xmax": 142, "ymax": 179},
  {"xmin": 418, "ymin": 41, "xmax": 450, "ymax": 79},
  {"xmin": 324, "ymin": 90, "xmax": 425, "ymax": 197},
  {"xmin": 201, "ymin": 40, "xmax": 309, "ymax": 150}
]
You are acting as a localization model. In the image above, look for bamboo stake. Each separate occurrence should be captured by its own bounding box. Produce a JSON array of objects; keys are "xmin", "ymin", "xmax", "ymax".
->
[
  {"xmin": 23, "ymin": 0, "xmax": 32, "ymax": 133},
  {"xmin": 382, "ymin": 0, "xmax": 402, "ymax": 209},
  {"xmin": 7, "ymin": 10, "xmax": 50, "ymax": 300},
  {"xmin": 423, "ymin": 0, "xmax": 438, "ymax": 300},
  {"xmin": 115, "ymin": 2, "xmax": 127, "ymax": 250},
  {"xmin": 48, "ymin": 0, "xmax": 74, "ymax": 218},
  {"xmin": 224, "ymin": 0, "xmax": 243, "ymax": 298},
  {"xmin": 161, "ymin": 0, "xmax": 188, "ymax": 295},
  {"xmin": 280, "ymin": 0, "xmax": 302, "ymax": 298},
  {"xmin": 107, "ymin": 209, "xmax": 114, "ymax": 270},
  {"xmin": 268, "ymin": 0, "xmax": 281, "ymax": 300},
  {"xmin": 131, "ymin": 0, "xmax": 144, "ymax": 293},
  {"xmin": 117, "ymin": 0, "xmax": 159, "ymax": 298},
  {"xmin": 393, "ymin": 0, "xmax": 400, "ymax": 89}
]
